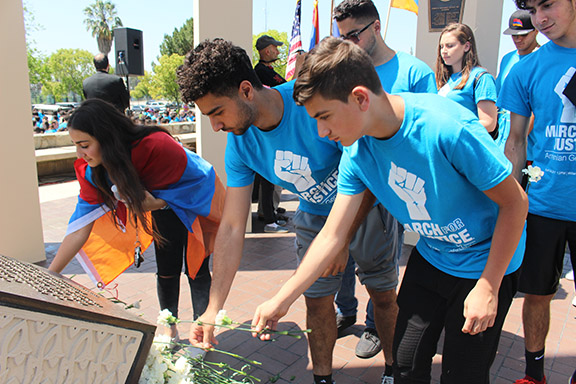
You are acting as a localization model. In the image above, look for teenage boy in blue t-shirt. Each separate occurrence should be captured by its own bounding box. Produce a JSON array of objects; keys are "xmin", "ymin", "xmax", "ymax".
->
[
  {"xmin": 252, "ymin": 37, "xmax": 528, "ymax": 384},
  {"xmin": 498, "ymin": 0, "xmax": 576, "ymax": 383},
  {"xmin": 332, "ymin": 0, "xmax": 437, "ymax": 368},
  {"xmin": 177, "ymin": 38, "xmax": 401, "ymax": 384}
]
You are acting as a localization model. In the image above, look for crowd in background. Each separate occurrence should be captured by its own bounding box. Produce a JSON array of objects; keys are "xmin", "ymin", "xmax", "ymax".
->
[{"xmin": 32, "ymin": 103, "xmax": 196, "ymax": 134}]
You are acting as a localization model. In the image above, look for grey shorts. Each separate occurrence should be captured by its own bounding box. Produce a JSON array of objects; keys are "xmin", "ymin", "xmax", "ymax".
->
[{"xmin": 293, "ymin": 203, "xmax": 400, "ymax": 298}]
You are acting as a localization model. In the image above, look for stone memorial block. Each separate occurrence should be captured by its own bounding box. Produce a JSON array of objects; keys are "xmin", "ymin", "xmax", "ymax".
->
[{"xmin": 0, "ymin": 254, "xmax": 156, "ymax": 384}]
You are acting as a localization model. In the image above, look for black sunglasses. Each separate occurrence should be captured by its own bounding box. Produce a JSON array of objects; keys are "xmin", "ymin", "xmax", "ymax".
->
[{"xmin": 341, "ymin": 20, "xmax": 376, "ymax": 43}]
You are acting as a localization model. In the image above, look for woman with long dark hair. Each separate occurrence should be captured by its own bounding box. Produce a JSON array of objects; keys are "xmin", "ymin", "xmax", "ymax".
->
[
  {"xmin": 436, "ymin": 23, "xmax": 499, "ymax": 136},
  {"xmin": 49, "ymin": 99, "xmax": 224, "ymax": 341}
]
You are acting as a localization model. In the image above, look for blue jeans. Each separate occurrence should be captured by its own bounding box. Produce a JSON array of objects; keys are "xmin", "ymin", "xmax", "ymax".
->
[{"xmin": 335, "ymin": 255, "xmax": 376, "ymax": 328}]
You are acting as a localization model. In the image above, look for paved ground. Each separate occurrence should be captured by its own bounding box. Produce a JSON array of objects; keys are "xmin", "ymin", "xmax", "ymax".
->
[{"xmin": 36, "ymin": 180, "xmax": 576, "ymax": 383}]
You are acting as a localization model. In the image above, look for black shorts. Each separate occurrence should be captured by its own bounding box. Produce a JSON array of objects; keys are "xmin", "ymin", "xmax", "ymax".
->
[
  {"xmin": 518, "ymin": 213, "xmax": 576, "ymax": 295},
  {"xmin": 393, "ymin": 248, "xmax": 518, "ymax": 383}
]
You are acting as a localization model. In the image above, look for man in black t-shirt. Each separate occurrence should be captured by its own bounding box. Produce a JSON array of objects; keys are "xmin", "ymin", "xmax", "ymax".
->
[
  {"xmin": 253, "ymin": 35, "xmax": 288, "ymax": 232},
  {"xmin": 254, "ymin": 35, "xmax": 286, "ymax": 87}
]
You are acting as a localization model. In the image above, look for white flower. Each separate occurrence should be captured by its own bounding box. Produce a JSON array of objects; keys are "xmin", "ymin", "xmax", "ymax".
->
[
  {"xmin": 157, "ymin": 309, "xmax": 179, "ymax": 327},
  {"xmin": 139, "ymin": 342, "xmax": 169, "ymax": 384},
  {"xmin": 522, "ymin": 165, "xmax": 544, "ymax": 183},
  {"xmin": 153, "ymin": 334, "xmax": 172, "ymax": 352},
  {"xmin": 215, "ymin": 309, "xmax": 232, "ymax": 326},
  {"xmin": 173, "ymin": 356, "xmax": 192, "ymax": 376}
]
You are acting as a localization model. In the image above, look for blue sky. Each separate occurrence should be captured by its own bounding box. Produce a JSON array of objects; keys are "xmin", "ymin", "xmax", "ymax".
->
[{"xmin": 25, "ymin": 0, "xmax": 535, "ymax": 73}]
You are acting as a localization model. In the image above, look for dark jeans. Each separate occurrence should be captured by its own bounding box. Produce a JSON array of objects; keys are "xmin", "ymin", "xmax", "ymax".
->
[
  {"xmin": 393, "ymin": 248, "xmax": 518, "ymax": 384},
  {"xmin": 252, "ymin": 173, "xmax": 276, "ymax": 224},
  {"xmin": 152, "ymin": 208, "xmax": 211, "ymax": 320}
]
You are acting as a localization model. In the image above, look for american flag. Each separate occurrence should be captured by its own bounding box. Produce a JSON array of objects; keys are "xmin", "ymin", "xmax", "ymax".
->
[{"xmin": 285, "ymin": 0, "xmax": 302, "ymax": 81}]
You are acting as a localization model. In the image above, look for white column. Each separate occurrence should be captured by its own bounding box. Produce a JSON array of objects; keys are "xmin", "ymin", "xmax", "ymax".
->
[
  {"xmin": 193, "ymin": 0, "xmax": 253, "ymax": 186},
  {"xmin": 194, "ymin": 0, "xmax": 253, "ymax": 230},
  {"xmin": 0, "ymin": 0, "xmax": 46, "ymax": 262},
  {"xmin": 415, "ymin": 0, "xmax": 503, "ymax": 75}
]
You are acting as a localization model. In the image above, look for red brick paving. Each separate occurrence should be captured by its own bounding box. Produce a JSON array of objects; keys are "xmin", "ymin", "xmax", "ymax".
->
[{"xmin": 37, "ymin": 182, "xmax": 576, "ymax": 383}]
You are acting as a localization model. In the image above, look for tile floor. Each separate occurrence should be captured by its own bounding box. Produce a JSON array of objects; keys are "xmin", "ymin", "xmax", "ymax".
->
[{"xmin": 35, "ymin": 180, "xmax": 576, "ymax": 383}]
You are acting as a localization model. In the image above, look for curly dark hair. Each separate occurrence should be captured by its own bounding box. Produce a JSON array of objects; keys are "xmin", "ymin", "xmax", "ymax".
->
[
  {"xmin": 177, "ymin": 38, "xmax": 263, "ymax": 103},
  {"xmin": 68, "ymin": 98, "xmax": 169, "ymax": 241},
  {"xmin": 333, "ymin": 0, "xmax": 380, "ymax": 22}
]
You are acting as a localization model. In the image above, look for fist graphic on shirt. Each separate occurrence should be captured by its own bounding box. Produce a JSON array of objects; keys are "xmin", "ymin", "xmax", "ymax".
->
[
  {"xmin": 554, "ymin": 67, "xmax": 576, "ymax": 123},
  {"xmin": 274, "ymin": 150, "xmax": 316, "ymax": 192},
  {"xmin": 388, "ymin": 162, "xmax": 431, "ymax": 221}
]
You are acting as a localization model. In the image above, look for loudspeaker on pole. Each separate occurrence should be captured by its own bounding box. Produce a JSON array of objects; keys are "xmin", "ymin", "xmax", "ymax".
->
[{"xmin": 114, "ymin": 28, "xmax": 144, "ymax": 76}]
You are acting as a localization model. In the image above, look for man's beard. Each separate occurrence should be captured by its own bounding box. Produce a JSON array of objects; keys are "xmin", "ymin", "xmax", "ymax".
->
[{"xmin": 230, "ymin": 99, "xmax": 256, "ymax": 135}]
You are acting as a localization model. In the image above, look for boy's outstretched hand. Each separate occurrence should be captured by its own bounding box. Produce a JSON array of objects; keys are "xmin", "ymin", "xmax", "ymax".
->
[{"xmin": 251, "ymin": 298, "xmax": 290, "ymax": 340}]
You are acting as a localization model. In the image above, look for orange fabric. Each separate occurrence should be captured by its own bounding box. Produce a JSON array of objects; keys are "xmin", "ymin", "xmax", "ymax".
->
[
  {"xmin": 82, "ymin": 212, "xmax": 154, "ymax": 286},
  {"xmin": 186, "ymin": 174, "xmax": 226, "ymax": 279}
]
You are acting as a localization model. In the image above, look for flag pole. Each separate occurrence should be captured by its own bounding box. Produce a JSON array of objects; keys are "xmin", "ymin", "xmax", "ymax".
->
[
  {"xmin": 330, "ymin": 0, "xmax": 335, "ymax": 36},
  {"xmin": 383, "ymin": 0, "xmax": 392, "ymax": 41}
]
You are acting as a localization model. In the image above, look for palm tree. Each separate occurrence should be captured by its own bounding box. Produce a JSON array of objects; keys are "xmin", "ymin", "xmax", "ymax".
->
[{"xmin": 83, "ymin": 0, "xmax": 123, "ymax": 56}]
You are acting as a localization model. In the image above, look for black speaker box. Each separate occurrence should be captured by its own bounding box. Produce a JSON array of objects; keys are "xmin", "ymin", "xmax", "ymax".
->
[{"xmin": 114, "ymin": 28, "xmax": 144, "ymax": 76}]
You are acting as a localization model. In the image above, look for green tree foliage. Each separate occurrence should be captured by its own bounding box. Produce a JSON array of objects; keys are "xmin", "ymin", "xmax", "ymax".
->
[
  {"xmin": 83, "ymin": 0, "xmax": 123, "ymax": 55},
  {"xmin": 131, "ymin": 72, "xmax": 153, "ymax": 100},
  {"xmin": 42, "ymin": 49, "xmax": 94, "ymax": 102},
  {"xmin": 27, "ymin": 49, "xmax": 48, "ymax": 86},
  {"xmin": 252, "ymin": 30, "xmax": 289, "ymax": 78},
  {"xmin": 159, "ymin": 18, "xmax": 194, "ymax": 57},
  {"xmin": 148, "ymin": 54, "xmax": 185, "ymax": 102}
]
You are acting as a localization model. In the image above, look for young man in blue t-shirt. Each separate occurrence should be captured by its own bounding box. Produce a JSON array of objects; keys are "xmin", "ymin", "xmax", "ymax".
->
[
  {"xmin": 498, "ymin": 0, "xmax": 576, "ymax": 383},
  {"xmin": 252, "ymin": 37, "xmax": 528, "ymax": 383},
  {"xmin": 176, "ymin": 38, "xmax": 401, "ymax": 384},
  {"xmin": 495, "ymin": 9, "xmax": 539, "ymax": 150},
  {"xmin": 332, "ymin": 0, "xmax": 437, "ymax": 368}
]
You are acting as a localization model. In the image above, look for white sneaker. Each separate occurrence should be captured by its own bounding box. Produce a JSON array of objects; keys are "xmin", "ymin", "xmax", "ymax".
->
[
  {"xmin": 565, "ymin": 270, "xmax": 574, "ymax": 281},
  {"xmin": 572, "ymin": 296, "xmax": 576, "ymax": 308},
  {"xmin": 381, "ymin": 374, "xmax": 394, "ymax": 384},
  {"xmin": 264, "ymin": 222, "xmax": 289, "ymax": 233}
]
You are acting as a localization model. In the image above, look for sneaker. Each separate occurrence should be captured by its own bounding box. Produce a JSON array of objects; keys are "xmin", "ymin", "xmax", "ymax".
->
[
  {"xmin": 381, "ymin": 374, "xmax": 394, "ymax": 384},
  {"xmin": 514, "ymin": 376, "xmax": 547, "ymax": 384},
  {"xmin": 276, "ymin": 207, "xmax": 286, "ymax": 214},
  {"xmin": 264, "ymin": 223, "xmax": 289, "ymax": 233},
  {"xmin": 276, "ymin": 213, "xmax": 289, "ymax": 222},
  {"xmin": 355, "ymin": 327, "xmax": 382, "ymax": 359},
  {"xmin": 565, "ymin": 270, "xmax": 574, "ymax": 281},
  {"xmin": 336, "ymin": 313, "xmax": 356, "ymax": 336}
]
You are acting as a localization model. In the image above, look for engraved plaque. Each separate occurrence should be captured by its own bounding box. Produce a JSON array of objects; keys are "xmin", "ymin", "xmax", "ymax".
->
[
  {"xmin": 0, "ymin": 254, "xmax": 156, "ymax": 384},
  {"xmin": 429, "ymin": 0, "xmax": 466, "ymax": 32}
]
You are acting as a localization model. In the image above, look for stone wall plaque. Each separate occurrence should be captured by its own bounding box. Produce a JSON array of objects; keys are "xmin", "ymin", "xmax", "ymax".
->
[
  {"xmin": 429, "ymin": 0, "xmax": 466, "ymax": 32},
  {"xmin": 0, "ymin": 254, "xmax": 156, "ymax": 384}
]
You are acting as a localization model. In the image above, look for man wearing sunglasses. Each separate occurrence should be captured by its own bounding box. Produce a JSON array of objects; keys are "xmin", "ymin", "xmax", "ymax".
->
[{"xmin": 332, "ymin": 0, "xmax": 436, "ymax": 379}]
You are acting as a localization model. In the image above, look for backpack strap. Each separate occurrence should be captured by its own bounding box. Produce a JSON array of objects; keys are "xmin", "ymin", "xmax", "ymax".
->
[{"xmin": 472, "ymin": 70, "xmax": 489, "ymax": 92}]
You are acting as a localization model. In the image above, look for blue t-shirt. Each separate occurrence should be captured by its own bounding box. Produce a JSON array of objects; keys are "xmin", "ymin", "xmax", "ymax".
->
[
  {"xmin": 495, "ymin": 50, "xmax": 537, "ymax": 151},
  {"xmin": 498, "ymin": 41, "xmax": 576, "ymax": 221},
  {"xmin": 337, "ymin": 93, "xmax": 524, "ymax": 279},
  {"xmin": 496, "ymin": 51, "xmax": 520, "ymax": 95},
  {"xmin": 225, "ymin": 81, "xmax": 341, "ymax": 216},
  {"xmin": 439, "ymin": 66, "xmax": 497, "ymax": 117},
  {"xmin": 375, "ymin": 51, "xmax": 437, "ymax": 94}
]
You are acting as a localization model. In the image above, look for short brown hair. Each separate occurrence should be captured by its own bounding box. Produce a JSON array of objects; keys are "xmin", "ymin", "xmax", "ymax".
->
[{"xmin": 293, "ymin": 37, "xmax": 382, "ymax": 105}]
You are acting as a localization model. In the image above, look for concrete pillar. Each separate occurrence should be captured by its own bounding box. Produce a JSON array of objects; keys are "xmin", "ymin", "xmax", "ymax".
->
[
  {"xmin": 193, "ymin": 0, "xmax": 253, "ymax": 186},
  {"xmin": 415, "ymin": 0, "xmax": 503, "ymax": 75},
  {"xmin": 0, "ymin": 0, "xmax": 46, "ymax": 262}
]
